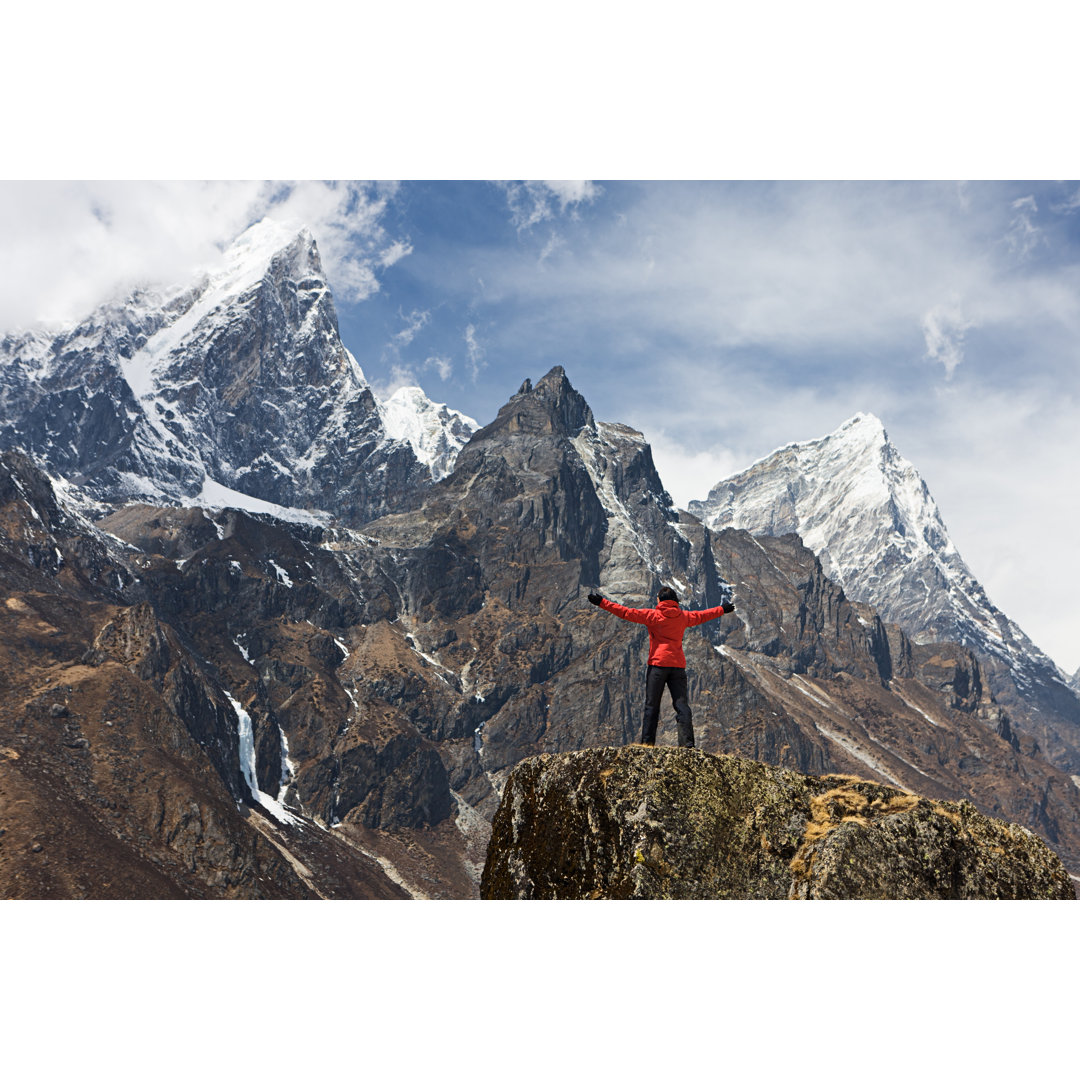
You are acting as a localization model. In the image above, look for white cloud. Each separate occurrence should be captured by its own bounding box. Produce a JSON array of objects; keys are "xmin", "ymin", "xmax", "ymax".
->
[
  {"xmin": 379, "ymin": 239, "xmax": 414, "ymax": 268},
  {"xmin": 645, "ymin": 433, "xmax": 745, "ymax": 510},
  {"xmin": 501, "ymin": 180, "xmax": 601, "ymax": 231},
  {"xmin": 257, "ymin": 181, "xmax": 406, "ymax": 304},
  {"xmin": 476, "ymin": 183, "xmax": 997, "ymax": 356},
  {"xmin": 0, "ymin": 180, "xmax": 407, "ymax": 330},
  {"xmin": 1005, "ymin": 195, "xmax": 1045, "ymax": 260},
  {"xmin": 542, "ymin": 181, "xmax": 601, "ymax": 212},
  {"xmin": 393, "ymin": 309, "xmax": 431, "ymax": 347},
  {"xmin": 1050, "ymin": 184, "xmax": 1080, "ymax": 214},
  {"xmin": 921, "ymin": 299, "xmax": 973, "ymax": 376},
  {"xmin": 465, "ymin": 324, "xmax": 485, "ymax": 381},
  {"xmin": 462, "ymin": 183, "xmax": 1080, "ymax": 423},
  {"xmin": 539, "ymin": 233, "xmax": 565, "ymax": 263},
  {"xmin": 370, "ymin": 363, "xmax": 421, "ymax": 401},
  {"xmin": 424, "ymin": 355, "xmax": 454, "ymax": 381}
]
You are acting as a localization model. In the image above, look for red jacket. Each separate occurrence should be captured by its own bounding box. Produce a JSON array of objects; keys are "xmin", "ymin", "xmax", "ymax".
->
[{"xmin": 598, "ymin": 597, "xmax": 728, "ymax": 668}]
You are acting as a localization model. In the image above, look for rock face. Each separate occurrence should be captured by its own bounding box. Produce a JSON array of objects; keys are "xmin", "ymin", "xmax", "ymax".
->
[
  {"xmin": 481, "ymin": 746, "xmax": 1076, "ymax": 900},
  {"xmin": 688, "ymin": 413, "xmax": 1080, "ymax": 774}
]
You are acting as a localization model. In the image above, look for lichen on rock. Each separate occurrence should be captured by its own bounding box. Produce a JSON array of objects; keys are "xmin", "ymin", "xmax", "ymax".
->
[{"xmin": 480, "ymin": 746, "xmax": 1075, "ymax": 900}]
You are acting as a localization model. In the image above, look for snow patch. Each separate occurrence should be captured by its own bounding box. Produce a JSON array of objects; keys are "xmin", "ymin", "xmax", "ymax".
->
[
  {"xmin": 269, "ymin": 559, "xmax": 293, "ymax": 587},
  {"xmin": 190, "ymin": 476, "xmax": 329, "ymax": 525},
  {"xmin": 789, "ymin": 674, "xmax": 842, "ymax": 714},
  {"xmin": 894, "ymin": 689, "xmax": 940, "ymax": 726},
  {"xmin": 277, "ymin": 726, "xmax": 297, "ymax": 804},
  {"xmin": 202, "ymin": 508, "xmax": 226, "ymax": 539},
  {"xmin": 405, "ymin": 633, "xmax": 457, "ymax": 685}
]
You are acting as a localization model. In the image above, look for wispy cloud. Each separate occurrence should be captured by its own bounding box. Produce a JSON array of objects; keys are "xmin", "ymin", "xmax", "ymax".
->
[
  {"xmin": 393, "ymin": 308, "xmax": 431, "ymax": 347},
  {"xmin": 1050, "ymin": 184, "xmax": 1080, "ymax": 214},
  {"xmin": 458, "ymin": 182, "xmax": 1080, "ymax": 394},
  {"xmin": 921, "ymin": 299, "xmax": 973, "ymax": 377},
  {"xmin": 465, "ymin": 323, "xmax": 485, "ymax": 380},
  {"xmin": 1005, "ymin": 195, "xmax": 1045, "ymax": 260},
  {"xmin": 379, "ymin": 239, "xmax": 414, "ymax": 269},
  {"xmin": 425, "ymin": 355, "xmax": 454, "ymax": 381},
  {"xmin": 539, "ymin": 233, "xmax": 566, "ymax": 263},
  {"xmin": 370, "ymin": 363, "xmax": 421, "ymax": 401},
  {"xmin": 500, "ymin": 181, "xmax": 601, "ymax": 231},
  {"xmin": 259, "ymin": 181, "xmax": 407, "ymax": 304}
]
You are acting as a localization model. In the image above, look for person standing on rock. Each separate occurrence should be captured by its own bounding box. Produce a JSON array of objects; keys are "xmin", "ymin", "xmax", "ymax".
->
[{"xmin": 587, "ymin": 586, "xmax": 734, "ymax": 748}]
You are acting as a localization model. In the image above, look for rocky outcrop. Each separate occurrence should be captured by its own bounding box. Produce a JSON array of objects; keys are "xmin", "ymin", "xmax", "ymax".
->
[{"xmin": 481, "ymin": 746, "xmax": 1075, "ymax": 899}]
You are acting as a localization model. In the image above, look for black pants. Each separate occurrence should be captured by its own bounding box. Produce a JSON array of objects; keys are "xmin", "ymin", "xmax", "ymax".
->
[{"xmin": 641, "ymin": 665, "xmax": 694, "ymax": 747}]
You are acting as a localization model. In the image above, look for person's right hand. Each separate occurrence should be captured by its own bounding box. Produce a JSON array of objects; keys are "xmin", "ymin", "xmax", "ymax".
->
[{"xmin": 721, "ymin": 601, "xmax": 735, "ymax": 614}]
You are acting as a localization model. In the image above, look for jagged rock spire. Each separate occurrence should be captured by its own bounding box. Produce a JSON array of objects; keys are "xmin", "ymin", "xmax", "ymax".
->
[{"xmin": 471, "ymin": 365, "xmax": 595, "ymax": 443}]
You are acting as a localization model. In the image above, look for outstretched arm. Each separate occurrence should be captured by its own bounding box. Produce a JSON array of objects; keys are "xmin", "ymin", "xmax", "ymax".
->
[
  {"xmin": 685, "ymin": 599, "xmax": 736, "ymax": 626},
  {"xmin": 588, "ymin": 593, "xmax": 654, "ymax": 625}
]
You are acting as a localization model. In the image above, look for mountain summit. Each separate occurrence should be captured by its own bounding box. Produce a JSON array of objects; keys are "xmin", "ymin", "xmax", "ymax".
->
[
  {"xmin": 0, "ymin": 220, "xmax": 466, "ymax": 526},
  {"xmin": 689, "ymin": 413, "xmax": 976, "ymax": 639},
  {"xmin": 689, "ymin": 413, "xmax": 1080, "ymax": 771}
]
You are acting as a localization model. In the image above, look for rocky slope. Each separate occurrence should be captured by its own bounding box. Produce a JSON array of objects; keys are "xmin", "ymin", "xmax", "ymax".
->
[
  {"xmin": 689, "ymin": 413, "xmax": 1080, "ymax": 774},
  {"xmin": 0, "ymin": 450, "xmax": 457, "ymax": 898},
  {"xmin": 481, "ymin": 746, "xmax": 1075, "ymax": 899}
]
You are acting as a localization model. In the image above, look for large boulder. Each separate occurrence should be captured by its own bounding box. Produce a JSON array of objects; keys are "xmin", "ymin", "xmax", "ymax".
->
[{"xmin": 481, "ymin": 746, "xmax": 1075, "ymax": 900}]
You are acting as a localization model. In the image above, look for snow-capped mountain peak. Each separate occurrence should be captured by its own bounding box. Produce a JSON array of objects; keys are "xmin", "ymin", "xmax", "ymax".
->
[
  {"xmin": 691, "ymin": 413, "xmax": 995, "ymax": 633},
  {"xmin": 0, "ymin": 219, "xmax": 433, "ymax": 525},
  {"xmin": 221, "ymin": 218, "xmax": 313, "ymax": 282},
  {"xmin": 117, "ymin": 221, "xmax": 329, "ymax": 412},
  {"xmin": 688, "ymin": 411, "xmax": 1080, "ymax": 767},
  {"xmin": 691, "ymin": 412, "xmax": 962, "ymax": 596},
  {"xmin": 378, "ymin": 385, "xmax": 478, "ymax": 480}
]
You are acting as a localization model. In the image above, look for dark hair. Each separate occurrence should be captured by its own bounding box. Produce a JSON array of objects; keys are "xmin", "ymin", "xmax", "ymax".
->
[{"xmin": 657, "ymin": 586, "xmax": 679, "ymax": 603}]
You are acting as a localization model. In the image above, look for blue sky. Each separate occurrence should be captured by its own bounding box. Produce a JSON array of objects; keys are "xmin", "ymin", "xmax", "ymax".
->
[{"xmin": 2, "ymin": 179, "xmax": 1079, "ymax": 672}]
